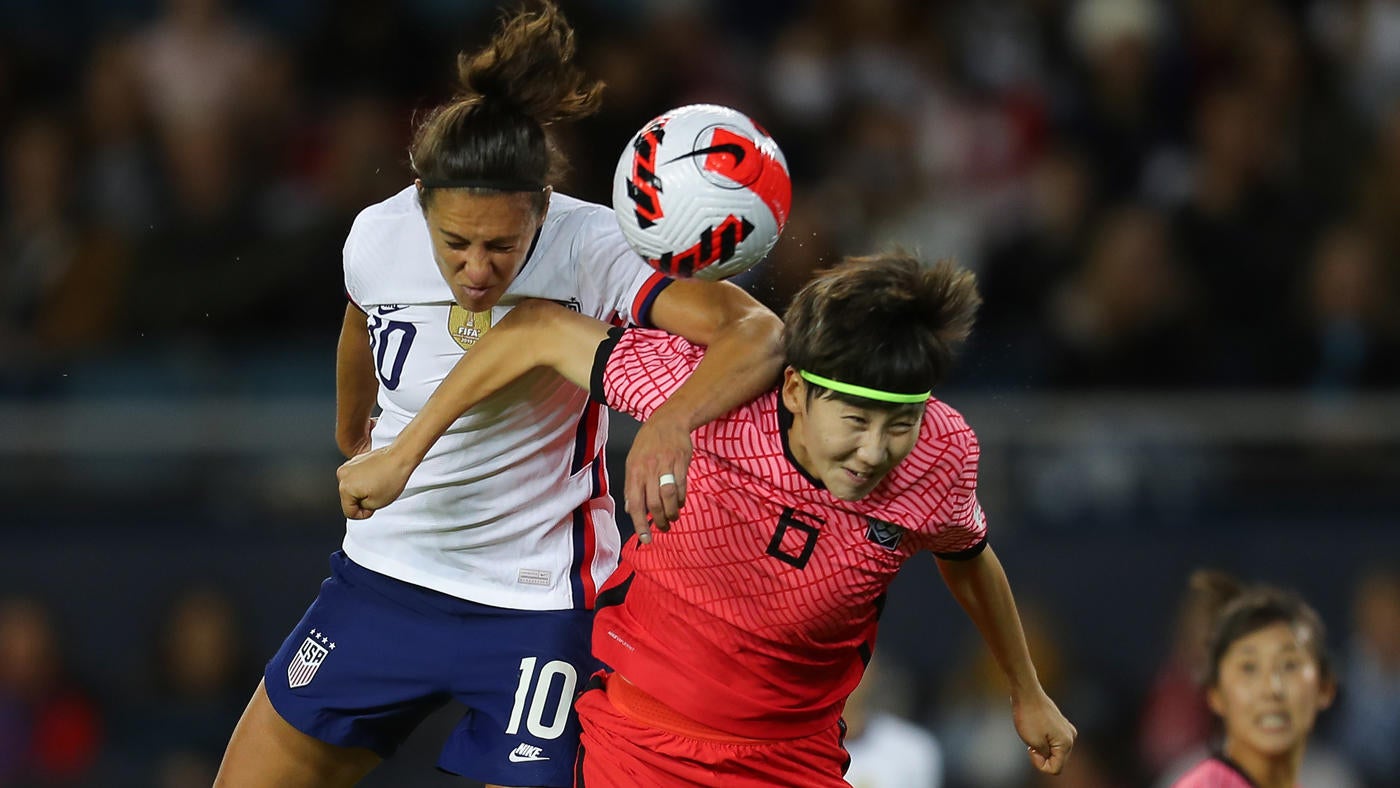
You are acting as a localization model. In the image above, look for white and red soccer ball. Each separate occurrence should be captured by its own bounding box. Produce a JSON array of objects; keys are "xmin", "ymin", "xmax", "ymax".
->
[{"xmin": 612, "ymin": 104, "xmax": 791, "ymax": 280}]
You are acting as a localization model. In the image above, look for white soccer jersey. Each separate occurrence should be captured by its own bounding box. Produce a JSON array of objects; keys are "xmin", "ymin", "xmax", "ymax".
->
[{"xmin": 341, "ymin": 185, "xmax": 671, "ymax": 611}]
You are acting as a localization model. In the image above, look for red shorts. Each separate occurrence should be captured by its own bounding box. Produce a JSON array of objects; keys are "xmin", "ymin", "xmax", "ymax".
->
[{"xmin": 574, "ymin": 672, "xmax": 850, "ymax": 787}]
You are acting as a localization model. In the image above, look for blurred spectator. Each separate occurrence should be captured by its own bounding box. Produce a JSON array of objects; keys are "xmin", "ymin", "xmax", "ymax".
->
[
  {"xmin": 0, "ymin": 113, "xmax": 128, "ymax": 371},
  {"xmin": 1170, "ymin": 0, "xmax": 1261, "ymax": 102},
  {"xmin": 112, "ymin": 0, "xmax": 303, "ymax": 343},
  {"xmin": 972, "ymin": 145, "xmax": 1096, "ymax": 384},
  {"xmin": 1237, "ymin": 6, "xmax": 1362, "ymax": 217},
  {"xmin": 1170, "ymin": 82, "xmax": 1310, "ymax": 384},
  {"xmin": 0, "ymin": 598, "xmax": 103, "ymax": 786},
  {"xmin": 764, "ymin": 12, "xmax": 842, "ymax": 132},
  {"xmin": 1043, "ymin": 205, "xmax": 1206, "ymax": 388},
  {"xmin": 1290, "ymin": 223, "xmax": 1400, "ymax": 391},
  {"xmin": 1334, "ymin": 567, "xmax": 1400, "ymax": 786},
  {"xmin": 120, "ymin": 117, "xmax": 263, "ymax": 342},
  {"xmin": 298, "ymin": 0, "xmax": 434, "ymax": 100},
  {"xmin": 1312, "ymin": 0, "xmax": 1400, "ymax": 122},
  {"xmin": 1138, "ymin": 569, "xmax": 1242, "ymax": 776},
  {"xmin": 1062, "ymin": 0, "xmax": 1172, "ymax": 201},
  {"xmin": 308, "ymin": 96, "xmax": 411, "ymax": 220},
  {"xmin": 843, "ymin": 656, "xmax": 943, "ymax": 788},
  {"xmin": 133, "ymin": 0, "xmax": 267, "ymax": 136},
  {"xmin": 110, "ymin": 586, "xmax": 255, "ymax": 788},
  {"xmin": 80, "ymin": 37, "xmax": 161, "ymax": 238},
  {"xmin": 1354, "ymin": 101, "xmax": 1400, "ymax": 260}
]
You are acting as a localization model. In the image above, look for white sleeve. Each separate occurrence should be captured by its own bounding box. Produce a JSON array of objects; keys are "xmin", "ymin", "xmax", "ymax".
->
[
  {"xmin": 573, "ymin": 207, "xmax": 672, "ymax": 326},
  {"xmin": 342, "ymin": 208, "xmax": 370, "ymax": 309}
]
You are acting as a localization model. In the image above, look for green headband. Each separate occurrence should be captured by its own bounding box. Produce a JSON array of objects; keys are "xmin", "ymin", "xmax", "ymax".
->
[{"xmin": 798, "ymin": 370, "xmax": 931, "ymax": 404}]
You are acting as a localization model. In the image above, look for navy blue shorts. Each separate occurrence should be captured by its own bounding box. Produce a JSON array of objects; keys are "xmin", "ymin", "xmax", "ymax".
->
[{"xmin": 264, "ymin": 551, "xmax": 596, "ymax": 787}]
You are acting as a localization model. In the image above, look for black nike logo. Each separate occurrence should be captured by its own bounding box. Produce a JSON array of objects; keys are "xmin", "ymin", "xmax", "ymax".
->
[
  {"xmin": 666, "ymin": 143, "xmax": 746, "ymax": 165},
  {"xmin": 376, "ymin": 305, "xmax": 408, "ymax": 314}
]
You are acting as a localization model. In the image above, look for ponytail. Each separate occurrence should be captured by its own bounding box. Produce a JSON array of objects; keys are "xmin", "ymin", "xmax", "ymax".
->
[{"xmin": 410, "ymin": 1, "xmax": 604, "ymax": 206}]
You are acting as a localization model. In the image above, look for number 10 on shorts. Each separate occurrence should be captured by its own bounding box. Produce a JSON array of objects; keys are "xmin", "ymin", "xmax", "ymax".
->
[{"xmin": 505, "ymin": 657, "xmax": 578, "ymax": 740}]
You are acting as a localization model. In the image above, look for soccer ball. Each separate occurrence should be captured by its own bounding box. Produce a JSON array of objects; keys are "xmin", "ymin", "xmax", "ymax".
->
[{"xmin": 612, "ymin": 104, "xmax": 791, "ymax": 280}]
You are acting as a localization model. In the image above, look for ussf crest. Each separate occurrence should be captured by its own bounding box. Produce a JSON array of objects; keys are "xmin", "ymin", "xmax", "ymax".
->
[{"xmin": 287, "ymin": 628, "xmax": 334, "ymax": 689}]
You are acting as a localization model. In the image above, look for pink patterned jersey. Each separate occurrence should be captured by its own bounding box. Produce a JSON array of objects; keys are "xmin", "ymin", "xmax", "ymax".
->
[
  {"xmin": 1172, "ymin": 757, "xmax": 1265, "ymax": 788},
  {"xmin": 589, "ymin": 328, "xmax": 988, "ymax": 738}
]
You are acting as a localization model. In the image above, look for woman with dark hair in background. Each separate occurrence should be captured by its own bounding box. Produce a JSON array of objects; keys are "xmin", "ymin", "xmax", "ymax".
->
[
  {"xmin": 1172, "ymin": 572, "xmax": 1337, "ymax": 788},
  {"xmin": 214, "ymin": 3, "xmax": 782, "ymax": 786}
]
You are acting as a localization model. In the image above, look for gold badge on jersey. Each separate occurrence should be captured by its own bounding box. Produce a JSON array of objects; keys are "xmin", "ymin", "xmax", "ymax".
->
[{"xmin": 448, "ymin": 306, "xmax": 493, "ymax": 350}]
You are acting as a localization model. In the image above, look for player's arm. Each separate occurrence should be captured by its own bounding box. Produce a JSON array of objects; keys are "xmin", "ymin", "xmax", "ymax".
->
[
  {"xmin": 935, "ymin": 545, "xmax": 1077, "ymax": 775},
  {"xmin": 624, "ymin": 278, "xmax": 783, "ymax": 533},
  {"xmin": 335, "ymin": 303, "xmax": 378, "ymax": 458},
  {"xmin": 336, "ymin": 300, "xmax": 609, "ymax": 519}
]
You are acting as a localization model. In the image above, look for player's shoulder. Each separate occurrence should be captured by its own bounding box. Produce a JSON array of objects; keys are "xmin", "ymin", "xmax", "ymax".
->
[
  {"xmin": 350, "ymin": 184, "xmax": 421, "ymax": 233},
  {"xmin": 343, "ymin": 185, "xmax": 447, "ymax": 305},
  {"xmin": 693, "ymin": 387, "xmax": 779, "ymax": 446},
  {"xmin": 541, "ymin": 192, "xmax": 616, "ymax": 242},
  {"xmin": 880, "ymin": 398, "xmax": 977, "ymax": 487},
  {"xmin": 918, "ymin": 398, "xmax": 977, "ymax": 449},
  {"xmin": 346, "ymin": 185, "xmax": 425, "ymax": 260},
  {"xmin": 518, "ymin": 192, "xmax": 614, "ymax": 271}
]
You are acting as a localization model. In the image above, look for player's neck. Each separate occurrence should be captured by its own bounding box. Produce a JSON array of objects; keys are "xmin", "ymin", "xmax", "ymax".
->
[
  {"xmin": 776, "ymin": 397, "xmax": 825, "ymax": 489},
  {"xmin": 1224, "ymin": 738, "xmax": 1302, "ymax": 788},
  {"xmin": 785, "ymin": 425, "xmax": 815, "ymax": 476}
]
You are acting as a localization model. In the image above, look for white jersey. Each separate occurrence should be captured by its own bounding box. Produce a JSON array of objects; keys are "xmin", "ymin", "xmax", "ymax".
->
[{"xmin": 341, "ymin": 185, "xmax": 671, "ymax": 611}]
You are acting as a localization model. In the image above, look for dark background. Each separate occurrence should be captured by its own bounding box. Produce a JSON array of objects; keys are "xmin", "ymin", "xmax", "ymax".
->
[{"xmin": 1, "ymin": 1, "xmax": 1398, "ymax": 786}]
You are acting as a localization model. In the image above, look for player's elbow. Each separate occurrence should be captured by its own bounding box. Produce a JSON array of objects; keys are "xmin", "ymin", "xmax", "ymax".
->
[
  {"xmin": 739, "ymin": 307, "xmax": 783, "ymax": 344},
  {"xmin": 721, "ymin": 307, "xmax": 784, "ymax": 369},
  {"xmin": 705, "ymin": 285, "xmax": 782, "ymax": 345}
]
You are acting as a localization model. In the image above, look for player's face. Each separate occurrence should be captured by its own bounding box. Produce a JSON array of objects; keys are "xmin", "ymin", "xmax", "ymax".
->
[
  {"xmin": 781, "ymin": 369, "xmax": 923, "ymax": 501},
  {"xmin": 1208, "ymin": 622, "xmax": 1334, "ymax": 763},
  {"xmin": 420, "ymin": 186, "xmax": 548, "ymax": 312}
]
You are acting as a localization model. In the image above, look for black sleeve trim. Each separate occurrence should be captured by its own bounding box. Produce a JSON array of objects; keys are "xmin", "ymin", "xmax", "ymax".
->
[
  {"xmin": 594, "ymin": 571, "xmax": 634, "ymax": 610},
  {"xmin": 588, "ymin": 326, "xmax": 627, "ymax": 404},
  {"xmin": 635, "ymin": 276, "xmax": 675, "ymax": 328},
  {"xmin": 933, "ymin": 537, "xmax": 988, "ymax": 561}
]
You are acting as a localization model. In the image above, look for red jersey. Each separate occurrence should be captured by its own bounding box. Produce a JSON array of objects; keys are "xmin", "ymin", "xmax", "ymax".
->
[
  {"xmin": 1172, "ymin": 756, "xmax": 1268, "ymax": 788},
  {"xmin": 589, "ymin": 328, "xmax": 988, "ymax": 738}
]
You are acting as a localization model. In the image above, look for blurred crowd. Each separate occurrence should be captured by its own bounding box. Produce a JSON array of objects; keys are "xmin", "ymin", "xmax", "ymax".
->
[
  {"xmin": 0, "ymin": 587, "xmax": 259, "ymax": 787},
  {"xmin": 1, "ymin": 566, "xmax": 1396, "ymax": 787},
  {"xmin": 3, "ymin": 0, "xmax": 1400, "ymax": 786},
  {"xmin": 4, "ymin": 0, "xmax": 1400, "ymax": 394}
]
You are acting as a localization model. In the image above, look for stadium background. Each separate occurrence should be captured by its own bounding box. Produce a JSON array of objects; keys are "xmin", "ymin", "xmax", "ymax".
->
[{"xmin": 1, "ymin": 0, "xmax": 1398, "ymax": 785}]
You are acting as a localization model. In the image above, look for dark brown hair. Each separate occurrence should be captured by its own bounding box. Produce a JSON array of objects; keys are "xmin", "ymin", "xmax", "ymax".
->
[
  {"xmin": 1192, "ymin": 569, "xmax": 1333, "ymax": 688},
  {"xmin": 409, "ymin": 1, "xmax": 604, "ymax": 210},
  {"xmin": 782, "ymin": 251, "xmax": 981, "ymax": 407}
]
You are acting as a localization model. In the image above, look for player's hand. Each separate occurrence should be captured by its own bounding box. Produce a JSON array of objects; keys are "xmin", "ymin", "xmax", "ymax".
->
[
  {"xmin": 623, "ymin": 414, "xmax": 692, "ymax": 544},
  {"xmin": 1012, "ymin": 688, "xmax": 1076, "ymax": 775},
  {"xmin": 337, "ymin": 443, "xmax": 414, "ymax": 520}
]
